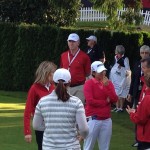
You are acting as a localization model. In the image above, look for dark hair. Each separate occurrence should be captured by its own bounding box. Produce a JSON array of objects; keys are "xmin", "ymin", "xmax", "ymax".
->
[
  {"xmin": 55, "ymin": 80, "xmax": 70, "ymax": 102},
  {"xmin": 91, "ymin": 71, "xmax": 95, "ymax": 77},
  {"xmin": 141, "ymin": 57, "xmax": 150, "ymax": 68}
]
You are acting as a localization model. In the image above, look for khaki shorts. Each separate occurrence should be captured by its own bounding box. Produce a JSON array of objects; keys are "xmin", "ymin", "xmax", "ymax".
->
[{"xmin": 69, "ymin": 85, "xmax": 85, "ymax": 104}]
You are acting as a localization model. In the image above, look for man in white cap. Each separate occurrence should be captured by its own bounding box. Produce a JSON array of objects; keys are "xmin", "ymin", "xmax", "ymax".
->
[
  {"xmin": 85, "ymin": 35, "xmax": 105, "ymax": 63},
  {"xmin": 60, "ymin": 33, "xmax": 91, "ymax": 104}
]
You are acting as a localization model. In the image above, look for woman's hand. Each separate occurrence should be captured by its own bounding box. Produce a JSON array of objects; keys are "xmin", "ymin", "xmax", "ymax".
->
[
  {"xmin": 102, "ymin": 76, "xmax": 109, "ymax": 86},
  {"xmin": 126, "ymin": 105, "xmax": 135, "ymax": 114},
  {"xmin": 25, "ymin": 134, "xmax": 32, "ymax": 143},
  {"xmin": 77, "ymin": 135, "xmax": 83, "ymax": 143}
]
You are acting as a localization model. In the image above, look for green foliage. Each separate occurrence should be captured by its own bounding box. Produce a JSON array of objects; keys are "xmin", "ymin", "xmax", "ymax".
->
[
  {"xmin": 121, "ymin": 0, "xmax": 143, "ymax": 26},
  {"xmin": 142, "ymin": 32, "xmax": 150, "ymax": 46},
  {"xmin": 90, "ymin": 0, "xmax": 123, "ymax": 29},
  {"xmin": 95, "ymin": 29, "xmax": 112, "ymax": 60},
  {"xmin": 89, "ymin": 0, "xmax": 143, "ymax": 30},
  {"xmin": 0, "ymin": 23, "xmax": 17, "ymax": 90},
  {"xmin": 13, "ymin": 24, "xmax": 58, "ymax": 90},
  {"xmin": 0, "ymin": 0, "xmax": 22, "ymax": 22},
  {"xmin": 0, "ymin": 0, "xmax": 81, "ymax": 26}
]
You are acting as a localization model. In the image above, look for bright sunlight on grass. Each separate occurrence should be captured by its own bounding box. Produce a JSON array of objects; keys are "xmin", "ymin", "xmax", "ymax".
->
[
  {"xmin": 0, "ymin": 91, "xmax": 135, "ymax": 150},
  {"xmin": 0, "ymin": 103, "xmax": 25, "ymax": 110}
]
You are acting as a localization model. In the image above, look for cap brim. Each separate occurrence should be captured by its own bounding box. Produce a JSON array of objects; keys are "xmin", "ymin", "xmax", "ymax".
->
[
  {"xmin": 86, "ymin": 38, "xmax": 92, "ymax": 40},
  {"xmin": 97, "ymin": 66, "xmax": 107, "ymax": 73},
  {"xmin": 67, "ymin": 38, "xmax": 78, "ymax": 41}
]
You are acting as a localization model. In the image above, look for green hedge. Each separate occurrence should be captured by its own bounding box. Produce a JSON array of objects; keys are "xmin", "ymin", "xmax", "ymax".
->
[
  {"xmin": 0, "ymin": 23, "xmax": 149, "ymax": 91},
  {"xmin": 0, "ymin": 23, "xmax": 17, "ymax": 90}
]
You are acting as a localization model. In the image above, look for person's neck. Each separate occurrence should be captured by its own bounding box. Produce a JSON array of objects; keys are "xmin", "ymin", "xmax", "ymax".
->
[
  {"xmin": 70, "ymin": 48, "xmax": 79, "ymax": 56},
  {"xmin": 95, "ymin": 77, "xmax": 102, "ymax": 82}
]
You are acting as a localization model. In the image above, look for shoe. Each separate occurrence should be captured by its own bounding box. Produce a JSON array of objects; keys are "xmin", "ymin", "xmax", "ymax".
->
[
  {"xmin": 132, "ymin": 142, "xmax": 138, "ymax": 147},
  {"xmin": 111, "ymin": 108, "xmax": 118, "ymax": 112},
  {"xmin": 116, "ymin": 109, "xmax": 124, "ymax": 113}
]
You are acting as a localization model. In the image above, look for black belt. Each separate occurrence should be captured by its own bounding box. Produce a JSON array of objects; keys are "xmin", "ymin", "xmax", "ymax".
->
[
  {"xmin": 70, "ymin": 82, "xmax": 84, "ymax": 87},
  {"xmin": 86, "ymin": 115, "xmax": 109, "ymax": 122}
]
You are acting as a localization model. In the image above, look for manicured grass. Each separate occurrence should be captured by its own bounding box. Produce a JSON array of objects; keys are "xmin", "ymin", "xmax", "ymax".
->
[
  {"xmin": 74, "ymin": 21, "xmax": 109, "ymax": 30},
  {"xmin": 0, "ymin": 91, "xmax": 135, "ymax": 150},
  {"xmin": 0, "ymin": 91, "xmax": 36, "ymax": 150},
  {"xmin": 74, "ymin": 21, "xmax": 150, "ymax": 32}
]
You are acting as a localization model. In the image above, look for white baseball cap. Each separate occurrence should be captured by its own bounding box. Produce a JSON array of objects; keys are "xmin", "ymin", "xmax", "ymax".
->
[
  {"xmin": 53, "ymin": 68, "xmax": 71, "ymax": 84},
  {"xmin": 86, "ymin": 35, "xmax": 97, "ymax": 43},
  {"xmin": 67, "ymin": 33, "xmax": 80, "ymax": 41},
  {"xmin": 91, "ymin": 61, "xmax": 107, "ymax": 73}
]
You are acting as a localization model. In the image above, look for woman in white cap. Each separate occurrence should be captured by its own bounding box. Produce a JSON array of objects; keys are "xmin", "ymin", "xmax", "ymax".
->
[
  {"xmin": 32, "ymin": 68, "xmax": 89, "ymax": 150},
  {"xmin": 83, "ymin": 61, "xmax": 118, "ymax": 150}
]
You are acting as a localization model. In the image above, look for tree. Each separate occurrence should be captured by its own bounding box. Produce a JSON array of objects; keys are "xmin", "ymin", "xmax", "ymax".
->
[
  {"xmin": 0, "ymin": 0, "xmax": 81, "ymax": 26},
  {"xmin": 89, "ymin": 0, "xmax": 143, "ymax": 30},
  {"xmin": 0, "ymin": 0, "xmax": 22, "ymax": 22},
  {"xmin": 121, "ymin": 0, "xmax": 143, "ymax": 26},
  {"xmin": 89, "ymin": 0, "xmax": 123, "ymax": 29}
]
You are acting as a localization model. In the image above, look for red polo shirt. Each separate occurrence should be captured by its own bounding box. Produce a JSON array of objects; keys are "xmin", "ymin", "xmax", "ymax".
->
[
  {"xmin": 60, "ymin": 50, "xmax": 91, "ymax": 85},
  {"xmin": 84, "ymin": 78, "xmax": 118, "ymax": 118}
]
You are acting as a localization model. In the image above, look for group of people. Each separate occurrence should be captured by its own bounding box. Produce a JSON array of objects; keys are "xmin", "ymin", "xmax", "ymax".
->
[{"xmin": 23, "ymin": 32, "xmax": 150, "ymax": 150}]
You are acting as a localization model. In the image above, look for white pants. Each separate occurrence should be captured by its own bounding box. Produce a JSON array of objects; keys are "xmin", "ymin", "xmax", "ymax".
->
[{"xmin": 83, "ymin": 118, "xmax": 112, "ymax": 150}]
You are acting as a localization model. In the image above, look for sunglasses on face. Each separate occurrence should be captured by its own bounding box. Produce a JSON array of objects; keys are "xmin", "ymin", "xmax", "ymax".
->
[{"xmin": 140, "ymin": 52, "xmax": 150, "ymax": 54}]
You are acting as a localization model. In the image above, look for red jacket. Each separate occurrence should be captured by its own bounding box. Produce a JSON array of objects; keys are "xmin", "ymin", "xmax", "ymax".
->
[
  {"xmin": 139, "ymin": 76, "xmax": 146, "ymax": 102},
  {"xmin": 24, "ymin": 83, "xmax": 54, "ymax": 135},
  {"xmin": 84, "ymin": 78, "xmax": 118, "ymax": 118},
  {"xmin": 130, "ymin": 88, "xmax": 150, "ymax": 143}
]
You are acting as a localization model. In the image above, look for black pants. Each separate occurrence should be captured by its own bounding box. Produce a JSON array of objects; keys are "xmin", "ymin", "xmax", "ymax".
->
[
  {"xmin": 35, "ymin": 130, "xmax": 44, "ymax": 150},
  {"xmin": 138, "ymin": 141, "xmax": 150, "ymax": 150}
]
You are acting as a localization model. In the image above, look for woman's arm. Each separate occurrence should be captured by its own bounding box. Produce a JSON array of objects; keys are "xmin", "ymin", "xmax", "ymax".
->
[
  {"xmin": 129, "ymin": 97, "xmax": 150, "ymax": 124},
  {"xmin": 76, "ymin": 102, "xmax": 89, "ymax": 139},
  {"xmin": 84, "ymin": 80, "xmax": 109, "ymax": 107},
  {"xmin": 103, "ymin": 81, "xmax": 118, "ymax": 103},
  {"xmin": 32, "ymin": 103, "xmax": 45, "ymax": 131},
  {"xmin": 24, "ymin": 86, "xmax": 36, "ymax": 136}
]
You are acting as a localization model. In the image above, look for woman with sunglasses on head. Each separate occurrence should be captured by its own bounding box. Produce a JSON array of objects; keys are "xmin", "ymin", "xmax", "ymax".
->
[{"xmin": 33, "ymin": 68, "xmax": 89, "ymax": 150}]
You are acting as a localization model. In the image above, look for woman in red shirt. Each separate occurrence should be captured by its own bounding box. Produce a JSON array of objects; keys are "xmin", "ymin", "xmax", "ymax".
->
[
  {"xmin": 126, "ymin": 73, "xmax": 150, "ymax": 150},
  {"xmin": 24, "ymin": 61, "xmax": 57, "ymax": 150},
  {"xmin": 83, "ymin": 61, "xmax": 118, "ymax": 150}
]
